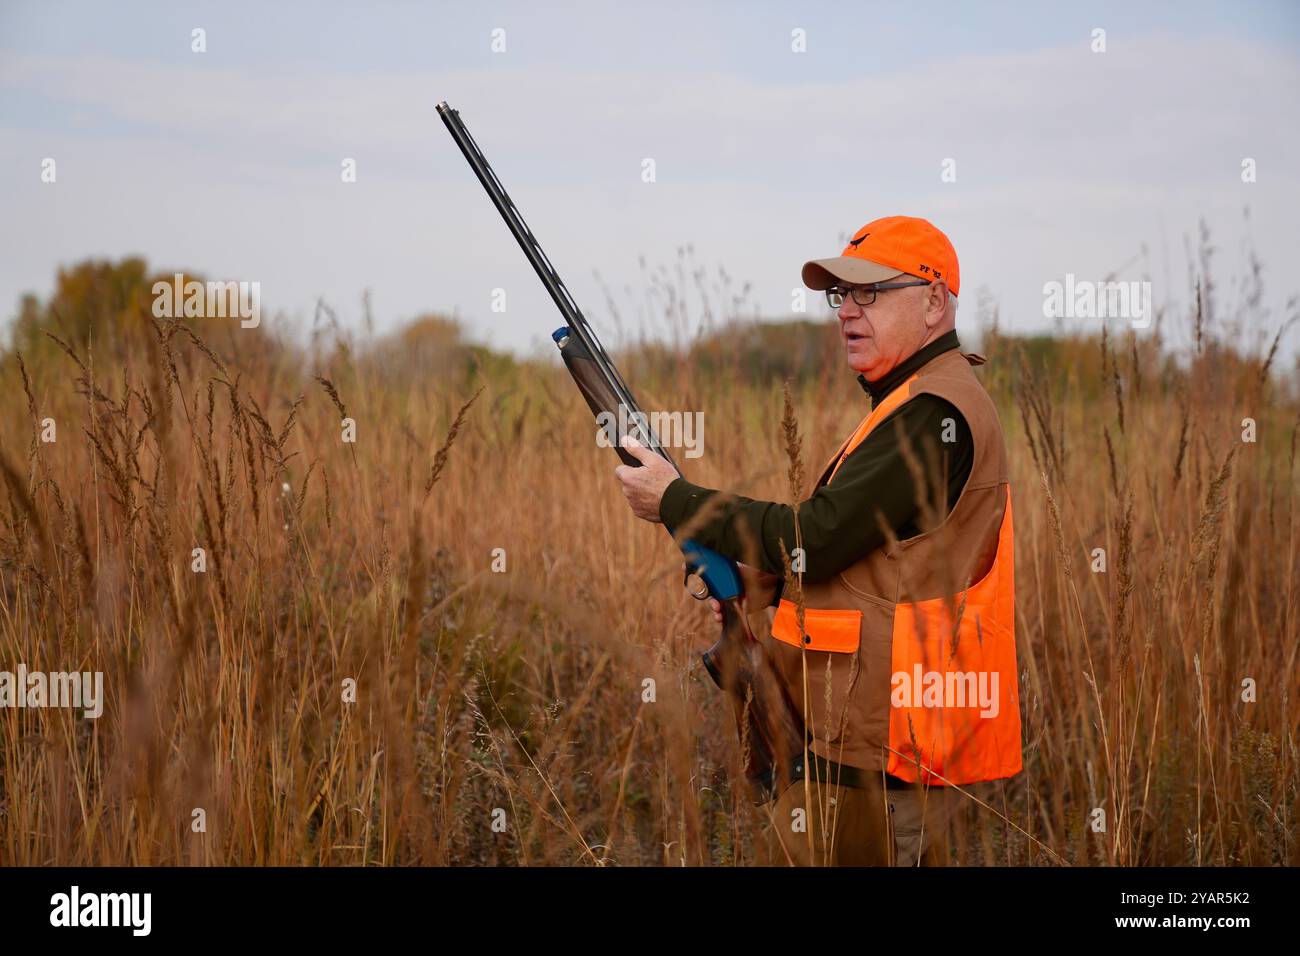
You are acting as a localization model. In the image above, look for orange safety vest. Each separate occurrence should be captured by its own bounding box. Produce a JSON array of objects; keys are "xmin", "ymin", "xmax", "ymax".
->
[{"xmin": 765, "ymin": 347, "xmax": 1021, "ymax": 786}]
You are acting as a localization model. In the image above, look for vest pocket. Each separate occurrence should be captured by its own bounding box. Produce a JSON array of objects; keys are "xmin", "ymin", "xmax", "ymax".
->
[{"xmin": 770, "ymin": 600, "xmax": 862, "ymax": 653}]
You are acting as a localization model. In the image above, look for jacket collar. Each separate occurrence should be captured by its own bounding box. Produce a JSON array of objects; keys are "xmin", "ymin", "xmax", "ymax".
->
[{"xmin": 857, "ymin": 329, "xmax": 962, "ymax": 408}]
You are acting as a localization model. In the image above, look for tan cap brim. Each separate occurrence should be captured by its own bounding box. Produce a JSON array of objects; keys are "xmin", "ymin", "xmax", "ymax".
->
[{"xmin": 801, "ymin": 257, "xmax": 904, "ymax": 291}]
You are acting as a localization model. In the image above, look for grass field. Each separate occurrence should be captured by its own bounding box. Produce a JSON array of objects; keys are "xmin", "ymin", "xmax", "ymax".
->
[{"xmin": 1, "ymin": 257, "xmax": 1296, "ymax": 865}]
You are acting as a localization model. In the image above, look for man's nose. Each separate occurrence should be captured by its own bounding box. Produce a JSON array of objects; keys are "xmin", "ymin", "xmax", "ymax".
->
[{"xmin": 838, "ymin": 299, "xmax": 863, "ymax": 323}]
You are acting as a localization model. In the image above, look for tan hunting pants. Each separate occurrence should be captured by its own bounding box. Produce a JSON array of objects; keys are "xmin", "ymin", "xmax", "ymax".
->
[{"xmin": 763, "ymin": 776, "xmax": 959, "ymax": 866}]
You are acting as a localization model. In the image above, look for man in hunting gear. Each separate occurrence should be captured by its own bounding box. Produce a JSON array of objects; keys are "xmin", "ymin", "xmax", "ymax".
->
[{"xmin": 615, "ymin": 216, "xmax": 1021, "ymax": 866}]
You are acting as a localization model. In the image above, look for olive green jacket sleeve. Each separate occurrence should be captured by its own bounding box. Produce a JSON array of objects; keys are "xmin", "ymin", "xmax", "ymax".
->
[{"xmin": 658, "ymin": 394, "xmax": 973, "ymax": 596}]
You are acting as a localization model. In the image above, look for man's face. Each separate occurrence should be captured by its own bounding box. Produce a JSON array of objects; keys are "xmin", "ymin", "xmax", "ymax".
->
[{"xmin": 836, "ymin": 277, "xmax": 934, "ymax": 379}]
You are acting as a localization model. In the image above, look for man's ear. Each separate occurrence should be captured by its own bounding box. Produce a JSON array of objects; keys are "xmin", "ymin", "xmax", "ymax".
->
[{"xmin": 925, "ymin": 281, "xmax": 948, "ymax": 327}]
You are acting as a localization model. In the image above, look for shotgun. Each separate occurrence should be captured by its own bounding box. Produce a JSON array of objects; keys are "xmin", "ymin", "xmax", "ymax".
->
[{"xmin": 436, "ymin": 101, "xmax": 804, "ymax": 799}]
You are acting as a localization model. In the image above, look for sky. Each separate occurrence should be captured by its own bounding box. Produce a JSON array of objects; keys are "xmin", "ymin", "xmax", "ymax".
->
[{"xmin": 2, "ymin": 0, "xmax": 1298, "ymax": 361}]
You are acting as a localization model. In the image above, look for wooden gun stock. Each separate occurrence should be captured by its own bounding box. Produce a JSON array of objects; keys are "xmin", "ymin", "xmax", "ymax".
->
[{"xmin": 702, "ymin": 597, "xmax": 805, "ymax": 799}]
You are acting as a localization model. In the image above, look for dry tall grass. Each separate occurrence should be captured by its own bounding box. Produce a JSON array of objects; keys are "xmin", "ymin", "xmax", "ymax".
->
[{"xmin": 0, "ymin": 258, "xmax": 1296, "ymax": 865}]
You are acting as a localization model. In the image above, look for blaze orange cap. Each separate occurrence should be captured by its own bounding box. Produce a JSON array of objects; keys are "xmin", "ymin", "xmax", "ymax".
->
[{"xmin": 802, "ymin": 216, "xmax": 960, "ymax": 298}]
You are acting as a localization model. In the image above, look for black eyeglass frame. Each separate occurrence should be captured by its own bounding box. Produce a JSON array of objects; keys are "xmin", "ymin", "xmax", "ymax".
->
[{"xmin": 825, "ymin": 278, "xmax": 932, "ymax": 308}]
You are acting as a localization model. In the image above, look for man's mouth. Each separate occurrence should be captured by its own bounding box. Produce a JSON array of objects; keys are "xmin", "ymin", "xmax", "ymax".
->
[{"xmin": 845, "ymin": 331, "xmax": 868, "ymax": 343}]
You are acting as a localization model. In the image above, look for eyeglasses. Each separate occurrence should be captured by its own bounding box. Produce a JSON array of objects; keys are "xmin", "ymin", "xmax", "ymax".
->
[{"xmin": 826, "ymin": 279, "xmax": 931, "ymax": 309}]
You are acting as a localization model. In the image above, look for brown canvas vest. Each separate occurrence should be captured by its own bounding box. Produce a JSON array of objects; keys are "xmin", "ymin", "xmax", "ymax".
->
[{"xmin": 765, "ymin": 346, "xmax": 1022, "ymax": 785}]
